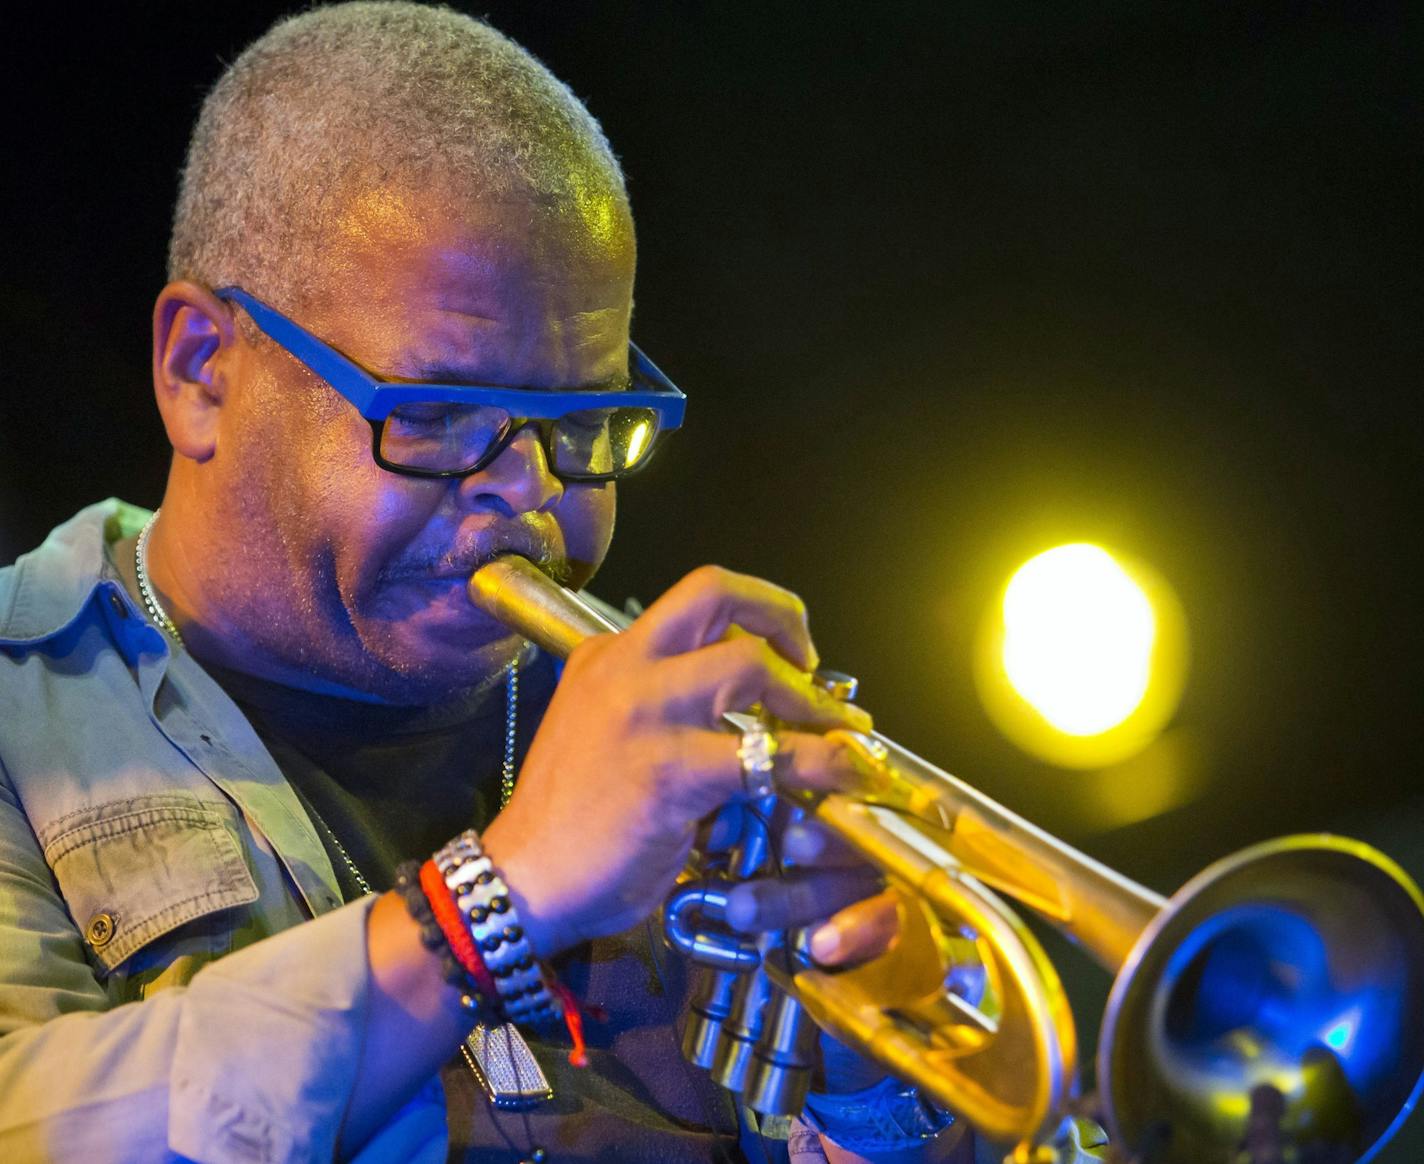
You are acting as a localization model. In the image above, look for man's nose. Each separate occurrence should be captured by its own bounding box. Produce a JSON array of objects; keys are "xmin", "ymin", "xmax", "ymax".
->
[{"xmin": 456, "ymin": 422, "xmax": 563, "ymax": 517}]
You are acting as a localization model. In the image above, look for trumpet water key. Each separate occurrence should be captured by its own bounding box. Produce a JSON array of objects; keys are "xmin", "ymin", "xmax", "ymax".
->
[{"xmin": 469, "ymin": 555, "xmax": 1424, "ymax": 1163}]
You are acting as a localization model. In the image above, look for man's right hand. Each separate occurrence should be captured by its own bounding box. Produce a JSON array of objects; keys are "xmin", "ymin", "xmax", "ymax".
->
[{"xmin": 479, "ymin": 565, "xmax": 876, "ymax": 958}]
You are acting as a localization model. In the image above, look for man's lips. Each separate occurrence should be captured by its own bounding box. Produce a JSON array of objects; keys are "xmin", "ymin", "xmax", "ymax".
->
[{"xmin": 380, "ymin": 523, "xmax": 564, "ymax": 585}]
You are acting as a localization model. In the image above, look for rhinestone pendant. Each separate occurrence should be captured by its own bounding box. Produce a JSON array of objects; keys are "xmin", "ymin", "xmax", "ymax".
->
[{"xmin": 462, "ymin": 1022, "xmax": 554, "ymax": 1110}]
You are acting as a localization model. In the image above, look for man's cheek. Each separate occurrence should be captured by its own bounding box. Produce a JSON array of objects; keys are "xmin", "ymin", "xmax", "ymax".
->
[
  {"xmin": 563, "ymin": 487, "xmax": 616, "ymax": 584},
  {"xmin": 361, "ymin": 472, "xmax": 453, "ymax": 532}
]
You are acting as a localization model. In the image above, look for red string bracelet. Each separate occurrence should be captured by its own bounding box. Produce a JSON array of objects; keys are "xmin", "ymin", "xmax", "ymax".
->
[
  {"xmin": 420, "ymin": 858, "xmax": 501, "ymax": 1005},
  {"xmin": 423, "ymin": 846, "xmax": 591, "ymax": 1068},
  {"xmin": 551, "ymin": 978, "xmax": 589, "ymax": 1067}
]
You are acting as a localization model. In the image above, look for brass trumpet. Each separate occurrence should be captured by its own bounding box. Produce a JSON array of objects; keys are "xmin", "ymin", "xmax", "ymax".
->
[{"xmin": 470, "ymin": 556, "xmax": 1424, "ymax": 1163}]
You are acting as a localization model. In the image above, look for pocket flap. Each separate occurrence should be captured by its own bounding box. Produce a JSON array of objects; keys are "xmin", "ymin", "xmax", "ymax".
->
[{"xmin": 42, "ymin": 793, "xmax": 260, "ymax": 972}]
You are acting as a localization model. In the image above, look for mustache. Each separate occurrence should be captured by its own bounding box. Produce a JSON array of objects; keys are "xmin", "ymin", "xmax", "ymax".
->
[{"xmin": 381, "ymin": 524, "xmax": 574, "ymax": 588}]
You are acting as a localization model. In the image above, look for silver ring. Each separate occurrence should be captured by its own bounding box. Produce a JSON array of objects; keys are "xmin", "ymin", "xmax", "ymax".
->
[{"xmin": 737, "ymin": 722, "xmax": 779, "ymax": 800}]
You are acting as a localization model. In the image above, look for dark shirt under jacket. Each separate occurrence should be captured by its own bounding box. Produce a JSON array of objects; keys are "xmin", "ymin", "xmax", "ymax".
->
[{"xmin": 207, "ymin": 648, "xmax": 787, "ymax": 1164}]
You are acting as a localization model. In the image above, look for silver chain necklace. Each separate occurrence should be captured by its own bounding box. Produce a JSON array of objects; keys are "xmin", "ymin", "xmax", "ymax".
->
[
  {"xmin": 135, "ymin": 510, "xmax": 184, "ymax": 647},
  {"xmin": 300, "ymin": 656, "xmax": 546, "ymax": 1123},
  {"xmin": 260, "ymin": 652, "xmax": 544, "ymax": 1123},
  {"xmin": 306, "ymin": 656, "xmax": 520, "ymax": 896}
]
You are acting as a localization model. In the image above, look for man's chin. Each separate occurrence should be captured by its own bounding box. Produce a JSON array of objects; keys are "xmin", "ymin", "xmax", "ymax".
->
[
  {"xmin": 353, "ymin": 589, "xmax": 526, "ymax": 700},
  {"xmin": 354, "ymin": 636, "xmax": 522, "ymax": 705}
]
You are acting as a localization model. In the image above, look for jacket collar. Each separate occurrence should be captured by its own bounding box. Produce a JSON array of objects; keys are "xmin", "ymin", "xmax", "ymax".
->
[{"xmin": 0, "ymin": 498, "xmax": 153, "ymax": 645}]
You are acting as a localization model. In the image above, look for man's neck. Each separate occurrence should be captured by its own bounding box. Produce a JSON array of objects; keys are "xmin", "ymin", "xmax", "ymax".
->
[{"xmin": 111, "ymin": 532, "xmax": 143, "ymax": 609}]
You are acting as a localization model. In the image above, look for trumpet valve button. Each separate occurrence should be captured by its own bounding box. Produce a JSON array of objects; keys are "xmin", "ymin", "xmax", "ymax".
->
[{"xmin": 813, "ymin": 670, "xmax": 858, "ymax": 702}]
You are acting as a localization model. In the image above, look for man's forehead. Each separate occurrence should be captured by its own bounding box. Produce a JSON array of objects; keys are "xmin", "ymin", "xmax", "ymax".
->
[
  {"xmin": 299, "ymin": 182, "xmax": 634, "ymax": 385},
  {"xmin": 338, "ymin": 182, "xmax": 631, "ymax": 262},
  {"xmin": 320, "ymin": 185, "xmax": 631, "ymax": 311}
]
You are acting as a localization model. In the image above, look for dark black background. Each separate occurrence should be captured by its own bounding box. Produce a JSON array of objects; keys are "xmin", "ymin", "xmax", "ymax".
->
[{"xmin": 2, "ymin": 3, "xmax": 1421, "ymax": 1155}]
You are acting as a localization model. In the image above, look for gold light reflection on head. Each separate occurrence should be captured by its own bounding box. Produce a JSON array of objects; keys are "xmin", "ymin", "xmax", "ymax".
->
[
  {"xmin": 975, "ymin": 543, "xmax": 1189, "ymax": 769},
  {"xmin": 563, "ymin": 165, "xmax": 629, "ymax": 251}
]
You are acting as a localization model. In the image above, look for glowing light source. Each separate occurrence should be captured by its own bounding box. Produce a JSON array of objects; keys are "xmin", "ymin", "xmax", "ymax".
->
[
  {"xmin": 1002, "ymin": 544, "xmax": 1154, "ymax": 735},
  {"xmin": 975, "ymin": 542, "xmax": 1188, "ymax": 769}
]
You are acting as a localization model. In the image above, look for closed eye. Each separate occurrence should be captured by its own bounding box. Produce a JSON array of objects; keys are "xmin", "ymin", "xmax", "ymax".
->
[{"xmin": 387, "ymin": 402, "xmax": 463, "ymax": 426}]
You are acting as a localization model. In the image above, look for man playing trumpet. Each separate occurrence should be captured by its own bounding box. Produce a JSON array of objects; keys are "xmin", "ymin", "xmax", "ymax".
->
[{"xmin": 0, "ymin": 4, "xmax": 976, "ymax": 1161}]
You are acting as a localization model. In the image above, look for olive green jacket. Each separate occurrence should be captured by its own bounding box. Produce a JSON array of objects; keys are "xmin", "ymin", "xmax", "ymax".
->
[{"xmin": 0, "ymin": 500, "xmax": 446, "ymax": 1163}]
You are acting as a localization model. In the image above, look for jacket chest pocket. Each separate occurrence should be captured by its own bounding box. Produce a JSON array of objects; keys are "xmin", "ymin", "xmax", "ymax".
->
[{"xmin": 42, "ymin": 793, "xmax": 260, "ymax": 975}]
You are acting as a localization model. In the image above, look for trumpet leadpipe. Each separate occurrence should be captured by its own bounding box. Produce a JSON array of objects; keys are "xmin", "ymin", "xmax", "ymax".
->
[{"xmin": 469, "ymin": 554, "xmax": 1160, "ymax": 967}]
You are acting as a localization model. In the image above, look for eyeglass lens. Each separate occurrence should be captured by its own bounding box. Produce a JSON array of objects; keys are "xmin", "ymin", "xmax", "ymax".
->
[{"xmin": 379, "ymin": 403, "xmax": 660, "ymax": 478}]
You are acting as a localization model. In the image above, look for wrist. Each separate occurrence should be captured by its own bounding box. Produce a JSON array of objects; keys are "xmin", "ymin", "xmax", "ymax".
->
[
  {"xmin": 479, "ymin": 815, "xmax": 564, "ymax": 958},
  {"xmin": 368, "ymin": 891, "xmax": 467, "ymax": 1022},
  {"xmin": 386, "ymin": 862, "xmax": 498, "ymax": 1025}
]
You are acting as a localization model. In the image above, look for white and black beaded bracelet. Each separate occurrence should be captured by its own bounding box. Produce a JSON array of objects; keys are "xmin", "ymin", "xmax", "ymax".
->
[{"xmin": 433, "ymin": 830, "xmax": 563, "ymax": 1027}]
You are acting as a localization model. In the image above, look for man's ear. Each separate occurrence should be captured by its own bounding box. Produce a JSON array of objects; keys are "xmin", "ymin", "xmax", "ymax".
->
[{"xmin": 152, "ymin": 281, "xmax": 239, "ymax": 463}]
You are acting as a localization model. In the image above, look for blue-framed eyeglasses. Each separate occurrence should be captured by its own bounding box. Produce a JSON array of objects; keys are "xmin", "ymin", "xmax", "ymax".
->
[{"xmin": 216, "ymin": 286, "xmax": 686, "ymax": 482}]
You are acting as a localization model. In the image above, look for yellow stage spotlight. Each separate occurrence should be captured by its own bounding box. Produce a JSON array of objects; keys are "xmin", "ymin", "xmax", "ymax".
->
[{"xmin": 975, "ymin": 543, "xmax": 1188, "ymax": 769}]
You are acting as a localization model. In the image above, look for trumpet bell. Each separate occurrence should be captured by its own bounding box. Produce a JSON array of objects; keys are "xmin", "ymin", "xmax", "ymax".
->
[{"xmin": 1101, "ymin": 834, "xmax": 1424, "ymax": 1164}]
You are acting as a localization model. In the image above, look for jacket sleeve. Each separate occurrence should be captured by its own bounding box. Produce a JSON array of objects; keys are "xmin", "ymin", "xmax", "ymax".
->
[{"xmin": 0, "ymin": 769, "xmax": 414, "ymax": 1164}]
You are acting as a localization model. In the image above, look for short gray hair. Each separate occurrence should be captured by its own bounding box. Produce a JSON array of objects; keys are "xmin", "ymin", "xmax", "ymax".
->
[{"xmin": 168, "ymin": 2, "xmax": 627, "ymax": 310}]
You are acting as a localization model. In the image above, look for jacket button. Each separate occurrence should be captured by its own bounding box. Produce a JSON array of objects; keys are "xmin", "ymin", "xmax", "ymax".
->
[
  {"xmin": 108, "ymin": 591, "xmax": 130, "ymax": 618},
  {"xmin": 86, "ymin": 912, "xmax": 117, "ymax": 948}
]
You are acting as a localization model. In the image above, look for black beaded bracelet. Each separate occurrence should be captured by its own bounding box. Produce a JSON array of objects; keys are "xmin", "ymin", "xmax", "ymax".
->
[{"xmin": 393, "ymin": 859, "xmax": 469, "ymax": 991}]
